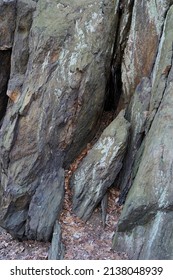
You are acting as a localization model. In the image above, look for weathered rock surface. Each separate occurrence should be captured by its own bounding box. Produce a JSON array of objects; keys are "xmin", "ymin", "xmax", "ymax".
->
[
  {"xmin": 0, "ymin": 0, "xmax": 16, "ymax": 121},
  {"xmin": 121, "ymin": 0, "xmax": 171, "ymax": 104},
  {"xmin": 1, "ymin": 0, "xmax": 173, "ymax": 260},
  {"xmin": 7, "ymin": 0, "xmax": 37, "ymax": 103},
  {"xmin": 48, "ymin": 221, "xmax": 64, "ymax": 260},
  {"xmin": 146, "ymin": 1, "xmax": 173, "ymax": 131},
  {"xmin": 71, "ymin": 110, "xmax": 130, "ymax": 221},
  {"xmin": 118, "ymin": 77, "xmax": 151, "ymax": 204},
  {"xmin": 113, "ymin": 5, "xmax": 173, "ymax": 259},
  {"xmin": 0, "ymin": 0, "xmax": 16, "ymax": 50},
  {"xmin": 0, "ymin": 0, "xmax": 119, "ymax": 240}
]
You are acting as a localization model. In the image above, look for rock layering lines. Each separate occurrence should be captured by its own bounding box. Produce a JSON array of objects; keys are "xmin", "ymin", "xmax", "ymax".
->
[
  {"xmin": 118, "ymin": 77, "xmax": 151, "ymax": 204},
  {"xmin": 71, "ymin": 110, "xmax": 130, "ymax": 221},
  {"xmin": 113, "ymin": 5, "xmax": 173, "ymax": 260},
  {"xmin": 48, "ymin": 221, "xmax": 64, "ymax": 260},
  {"xmin": 0, "ymin": 0, "xmax": 119, "ymax": 241},
  {"xmin": 121, "ymin": 0, "xmax": 170, "ymax": 104}
]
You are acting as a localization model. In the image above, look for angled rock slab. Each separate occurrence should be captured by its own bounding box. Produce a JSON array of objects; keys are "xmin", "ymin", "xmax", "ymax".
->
[
  {"xmin": 0, "ymin": 0, "xmax": 119, "ymax": 241},
  {"xmin": 7, "ymin": 0, "xmax": 37, "ymax": 103},
  {"xmin": 0, "ymin": 0, "xmax": 16, "ymax": 50},
  {"xmin": 118, "ymin": 77, "xmax": 151, "ymax": 204},
  {"xmin": 48, "ymin": 221, "xmax": 64, "ymax": 260},
  {"xmin": 71, "ymin": 110, "xmax": 130, "ymax": 221},
  {"xmin": 113, "ymin": 7, "xmax": 173, "ymax": 259},
  {"xmin": 121, "ymin": 0, "xmax": 170, "ymax": 104},
  {"xmin": 0, "ymin": 168, "xmax": 65, "ymax": 241},
  {"xmin": 146, "ymin": 2, "xmax": 173, "ymax": 131}
]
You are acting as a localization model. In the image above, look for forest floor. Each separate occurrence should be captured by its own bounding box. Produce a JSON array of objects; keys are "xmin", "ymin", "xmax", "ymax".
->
[{"xmin": 0, "ymin": 111, "xmax": 128, "ymax": 260}]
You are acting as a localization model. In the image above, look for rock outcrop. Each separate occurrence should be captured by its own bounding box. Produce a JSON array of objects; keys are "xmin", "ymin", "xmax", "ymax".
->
[
  {"xmin": 121, "ymin": 0, "xmax": 170, "ymax": 104},
  {"xmin": 113, "ymin": 4, "xmax": 173, "ymax": 259},
  {"xmin": 71, "ymin": 110, "xmax": 130, "ymax": 221},
  {"xmin": 1, "ymin": 0, "xmax": 173, "ymax": 260},
  {"xmin": 0, "ymin": 0, "xmax": 119, "ymax": 241},
  {"xmin": 118, "ymin": 77, "xmax": 151, "ymax": 204}
]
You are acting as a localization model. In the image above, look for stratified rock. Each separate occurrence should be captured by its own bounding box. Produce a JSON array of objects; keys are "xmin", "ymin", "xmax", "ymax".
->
[
  {"xmin": 0, "ymin": 0, "xmax": 16, "ymax": 121},
  {"xmin": 146, "ymin": 0, "xmax": 173, "ymax": 131},
  {"xmin": 7, "ymin": 0, "xmax": 37, "ymax": 103},
  {"xmin": 121, "ymin": 0, "xmax": 170, "ymax": 104},
  {"xmin": 118, "ymin": 77, "xmax": 151, "ymax": 204},
  {"xmin": 48, "ymin": 221, "xmax": 64, "ymax": 260},
  {"xmin": 71, "ymin": 110, "xmax": 130, "ymax": 221},
  {"xmin": 0, "ymin": 0, "xmax": 16, "ymax": 50},
  {"xmin": 113, "ymin": 5, "xmax": 173, "ymax": 259},
  {"xmin": 0, "ymin": 0, "xmax": 119, "ymax": 240}
]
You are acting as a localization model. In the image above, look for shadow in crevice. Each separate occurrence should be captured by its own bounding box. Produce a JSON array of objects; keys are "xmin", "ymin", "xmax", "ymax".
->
[{"xmin": 0, "ymin": 50, "xmax": 11, "ymax": 124}]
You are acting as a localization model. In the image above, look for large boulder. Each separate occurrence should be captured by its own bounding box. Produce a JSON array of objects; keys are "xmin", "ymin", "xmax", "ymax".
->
[
  {"xmin": 0, "ymin": 0, "xmax": 119, "ymax": 240},
  {"xmin": 71, "ymin": 110, "xmax": 130, "ymax": 221},
  {"xmin": 113, "ymin": 5, "xmax": 173, "ymax": 259}
]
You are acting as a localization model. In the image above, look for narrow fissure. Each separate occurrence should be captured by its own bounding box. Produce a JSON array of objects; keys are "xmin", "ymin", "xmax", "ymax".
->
[
  {"xmin": 104, "ymin": 0, "xmax": 135, "ymax": 113},
  {"xmin": 0, "ymin": 50, "xmax": 11, "ymax": 124}
]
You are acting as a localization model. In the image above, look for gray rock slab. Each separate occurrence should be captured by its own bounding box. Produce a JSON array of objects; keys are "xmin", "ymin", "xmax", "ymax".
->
[
  {"xmin": 48, "ymin": 221, "xmax": 64, "ymax": 260},
  {"xmin": 71, "ymin": 110, "xmax": 130, "ymax": 221},
  {"xmin": 113, "ymin": 6, "xmax": 173, "ymax": 259},
  {"xmin": 121, "ymin": 0, "xmax": 170, "ymax": 103},
  {"xmin": 0, "ymin": 0, "xmax": 119, "ymax": 241},
  {"xmin": 118, "ymin": 77, "xmax": 151, "ymax": 204}
]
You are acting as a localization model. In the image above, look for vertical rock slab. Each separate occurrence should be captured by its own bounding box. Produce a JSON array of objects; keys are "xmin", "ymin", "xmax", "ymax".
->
[
  {"xmin": 146, "ymin": 2, "xmax": 173, "ymax": 131},
  {"xmin": 0, "ymin": 0, "xmax": 16, "ymax": 121},
  {"xmin": 121, "ymin": 0, "xmax": 170, "ymax": 104},
  {"xmin": 71, "ymin": 110, "xmax": 130, "ymax": 221},
  {"xmin": 113, "ymin": 5, "xmax": 173, "ymax": 259},
  {"xmin": 48, "ymin": 221, "xmax": 64, "ymax": 260},
  {"xmin": 118, "ymin": 77, "xmax": 151, "ymax": 204},
  {"xmin": 0, "ymin": 0, "xmax": 16, "ymax": 50},
  {"xmin": 0, "ymin": 0, "xmax": 119, "ymax": 240},
  {"xmin": 7, "ymin": 0, "xmax": 37, "ymax": 103}
]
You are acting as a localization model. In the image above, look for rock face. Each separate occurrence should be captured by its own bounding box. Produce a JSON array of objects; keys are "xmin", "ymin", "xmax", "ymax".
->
[
  {"xmin": 121, "ymin": 0, "xmax": 170, "ymax": 104},
  {"xmin": 71, "ymin": 110, "xmax": 130, "ymax": 221},
  {"xmin": 1, "ymin": 0, "xmax": 173, "ymax": 260},
  {"xmin": 118, "ymin": 77, "xmax": 151, "ymax": 204},
  {"xmin": 0, "ymin": 0, "xmax": 16, "ymax": 121},
  {"xmin": 7, "ymin": 0, "xmax": 37, "ymax": 103},
  {"xmin": 48, "ymin": 221, "xmax": 64, "ymax": 260},
  {"xmin": 0, "ymin": 0, "xmax": 119, "ymax": 241},
  {"xmin": 113, "ymin": 4, "xmax": 173, "ymax": 259}
]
